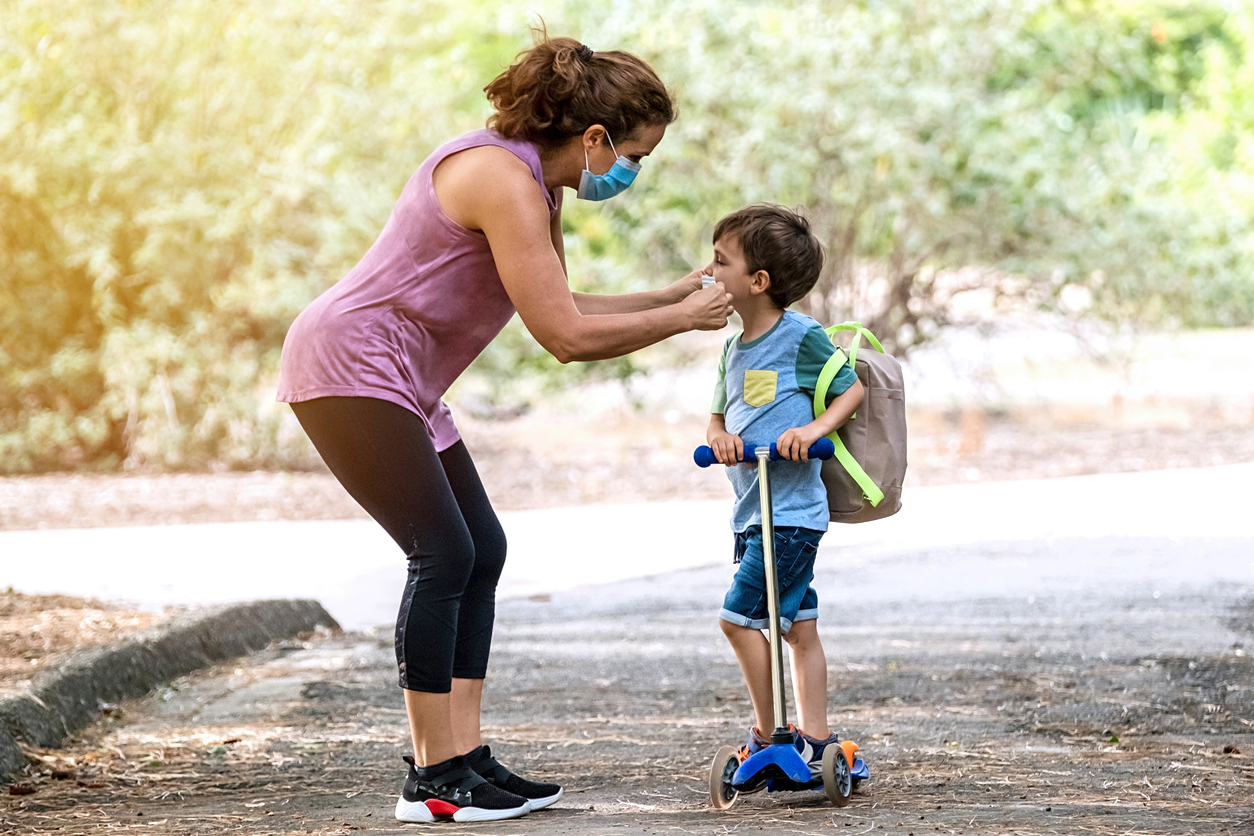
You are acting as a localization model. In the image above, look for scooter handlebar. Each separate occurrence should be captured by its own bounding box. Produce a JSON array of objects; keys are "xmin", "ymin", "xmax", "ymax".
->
[{"xmin": 693, "ymin": 437, "xmax": 835, "ymax": 468}]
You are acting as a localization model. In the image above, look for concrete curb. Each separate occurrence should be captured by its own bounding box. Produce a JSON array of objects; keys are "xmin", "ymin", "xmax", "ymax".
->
[{"xmin": 0, "ymin": 599, "xmax": 338, "ymax": 782}]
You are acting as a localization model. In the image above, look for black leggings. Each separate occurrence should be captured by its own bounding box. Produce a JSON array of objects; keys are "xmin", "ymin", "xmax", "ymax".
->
[{"xmin": 291, "ymin": 397, "xmax": 506, "ymax": 693}]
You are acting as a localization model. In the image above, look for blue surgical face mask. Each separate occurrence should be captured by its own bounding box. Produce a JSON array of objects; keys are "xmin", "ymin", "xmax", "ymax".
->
[{"xmin": 576, "ymin": 131, "xmax": 641, "ymax": 201}]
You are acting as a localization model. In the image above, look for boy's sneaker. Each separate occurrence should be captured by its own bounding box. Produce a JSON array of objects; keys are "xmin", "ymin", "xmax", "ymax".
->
[
  {"xmin": 738, "ymin": 724, "xmax": 805, "ymax": 762},
  {"xmin": 737, "ymin": 726, "xmax": 774, "ymax": 762},
  {"xmin": 394, "ymin": 755, "xmax": 531, "ymax": 822},
  {"xmin": 465, "ymin": 744, "xmax": 564, "ymax": 810},
  {"xmin": 735, "ymin": 725, "xmax": 807, "ymax": 792},
  {"xmin": 799, "ymin": 730, "xmax": 841, "ymax": 779}
]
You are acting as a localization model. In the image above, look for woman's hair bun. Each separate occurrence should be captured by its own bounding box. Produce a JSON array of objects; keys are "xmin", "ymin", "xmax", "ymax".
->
[{"xmin": 485, "ymin": 31, "xmax": 674, "ymax": 147}]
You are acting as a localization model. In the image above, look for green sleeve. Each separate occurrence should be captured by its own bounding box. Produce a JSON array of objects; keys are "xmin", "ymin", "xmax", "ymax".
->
[
  {"xmin": 711, "ymin": 336, "xmax": 732, "ymax": 414},
  {"xmin": 796, "ymin": 325, "xmax": 858, "ymax": 407}
]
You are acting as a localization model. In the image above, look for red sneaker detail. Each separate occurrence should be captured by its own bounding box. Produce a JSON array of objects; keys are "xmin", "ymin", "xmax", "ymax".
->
[{"xmin": 424, "ymin": 799, "xmax": 460, "ymax": 817}]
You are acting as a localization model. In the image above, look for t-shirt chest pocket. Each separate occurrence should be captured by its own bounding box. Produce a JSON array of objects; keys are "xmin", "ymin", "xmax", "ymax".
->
[{"xmin": 742, "ymin": 370, "xmax": 777, "ymax": 407}]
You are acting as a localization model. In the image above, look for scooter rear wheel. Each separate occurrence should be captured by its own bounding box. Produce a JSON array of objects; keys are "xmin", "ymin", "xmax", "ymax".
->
[
  {"xmin": 709, "ymin": 745, "xmax": 740, "ymax": 810},
  {"xmin": 822, "ymin": 743, "xmax": 853, "ymax": 807}
]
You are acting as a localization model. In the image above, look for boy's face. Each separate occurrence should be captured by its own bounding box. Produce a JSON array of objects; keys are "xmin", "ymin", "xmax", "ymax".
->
[{"xmin": 706, "ymin": 233, "xmax": 766, "ymax": 310}]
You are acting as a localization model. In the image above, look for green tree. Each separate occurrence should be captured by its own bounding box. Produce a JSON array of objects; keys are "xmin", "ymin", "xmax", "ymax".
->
[
  {"xmin": 3, "ymin": 0, "xmax": 1250, "ymax": 473},
  {"xmin": 0, "ymin": 0, "xmax": 514, "ymax": 470},
  {"xmin": 545, "ymin": 0, "xmax": 1254, "ymax": 351}
]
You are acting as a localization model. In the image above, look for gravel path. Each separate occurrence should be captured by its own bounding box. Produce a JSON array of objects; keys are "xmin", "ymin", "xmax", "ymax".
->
[
  {"xmin": 2, "ymin": 531, "xmax": 1251, "ymax": 834},
  {"xmin": 1, "ymin": 408, "xmax": 1251, "ymax": 834}
]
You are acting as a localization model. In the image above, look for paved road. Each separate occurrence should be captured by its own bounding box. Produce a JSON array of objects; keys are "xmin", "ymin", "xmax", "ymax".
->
[
  {"xmin": 2, "ymin": 464, "xmax": 1252, "ymax": 834},
  {"xmin": 3, "ymin": 464, "xmax": 1251, "ymax": 629}
]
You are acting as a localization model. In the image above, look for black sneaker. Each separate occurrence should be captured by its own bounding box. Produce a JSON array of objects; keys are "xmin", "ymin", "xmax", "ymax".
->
[
  {"xmin": 394, "ymin": 755, "xmax": 531, "ymax": 822},
  {"xmin": 465, "ymin": 744, "xmax": 564, "ymax": 810}
]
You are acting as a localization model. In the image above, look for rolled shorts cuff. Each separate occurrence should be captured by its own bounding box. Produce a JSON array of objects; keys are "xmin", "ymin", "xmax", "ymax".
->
[{"xmin": 719, "ymin": 607, "xmax": 818, "ymax": 633}]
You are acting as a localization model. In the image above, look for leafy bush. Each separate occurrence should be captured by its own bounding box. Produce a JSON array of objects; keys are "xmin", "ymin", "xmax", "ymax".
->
[
  {"xmin": 2, "ymin": 0, "xmax": 1250, "ymax": 472},
  {"xmin": 548, "ymin": 0, "xmax": 1254, "ymax": 351},
  {"xmin": 1, "ymin": 0, "xmax": 510, "ymax": 470}
]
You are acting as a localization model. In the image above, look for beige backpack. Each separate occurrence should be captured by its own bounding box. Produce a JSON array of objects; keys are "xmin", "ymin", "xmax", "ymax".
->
[{"xmin": 813, "ymin": 323, "xmax": 907, "ymax": 523}]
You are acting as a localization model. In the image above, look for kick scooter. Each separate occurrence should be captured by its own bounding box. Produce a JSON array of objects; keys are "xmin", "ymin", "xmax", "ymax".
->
[{"xmin": 694, "ymin": 438, "xmax": 869, "ymax": 809}]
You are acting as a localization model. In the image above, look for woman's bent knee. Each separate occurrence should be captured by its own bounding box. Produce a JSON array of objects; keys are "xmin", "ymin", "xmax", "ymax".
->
[
  {"xmin": 467, "ymin": 524, "xmax": 507, "ymax": 589},
  {"xmin": 405, "ymin": 535, "xmax": 477, "ymax": 597}
]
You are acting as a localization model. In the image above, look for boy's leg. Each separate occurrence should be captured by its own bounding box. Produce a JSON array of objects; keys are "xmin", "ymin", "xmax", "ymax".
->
[
  {"xmin": 720, "ymin": 526, "xmax": 825, "ymax": 742},
  {"xmin": 783, "ymin": 619, "xmax": 830, "ymax": 739},
  {"xmin": 719, "ymin": 619, "xmax": 776, "ymax": 736},
  {"xmin": 720, "ymin": 528, "xmax": 779, "ymax": 739}
]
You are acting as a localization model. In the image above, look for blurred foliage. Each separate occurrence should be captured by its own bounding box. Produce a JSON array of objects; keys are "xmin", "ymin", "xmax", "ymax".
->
[
  {"xmin": 556, "ymin": 0, "xmax": 1254, "ymax": 350},
  {"xmin": 2, "ymin": 0, "xmax": 1252, "ymax": 472},
  {"xmin": 1, "ymin": 0, "xmax": 509, "ymax": 470}
]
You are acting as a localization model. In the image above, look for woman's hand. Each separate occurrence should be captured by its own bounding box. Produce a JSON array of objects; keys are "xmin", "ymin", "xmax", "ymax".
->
[
  {"xmin": 442, "ymin": 145, "xmax": 722, "ymax": 362},
  {"xmin": 665, "ymin": 267, "xmax": 706, "ymax": 303},
  {"xmin": 573, "ymin": 267, "xmax": 708, "ymax": 315},
  {"xmin": 681, "ymin": 282, "xmax": 734, "ymax": 331},
  {"xmin": 776, "ymin": 423, "xmax": 826, "ymax": 461}
]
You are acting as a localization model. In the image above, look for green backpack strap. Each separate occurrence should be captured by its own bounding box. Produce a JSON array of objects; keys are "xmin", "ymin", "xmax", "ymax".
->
[
  {"xmin": 812, "ymin": 346, "xmax": 849, "ymax": 419},
  {"xmin": 813, "ymin": 324, "xmax": 885, "ymax": 507},
  {"xmin": 825, "ymin": 321, "xmax": 885, "ymax": 369}
]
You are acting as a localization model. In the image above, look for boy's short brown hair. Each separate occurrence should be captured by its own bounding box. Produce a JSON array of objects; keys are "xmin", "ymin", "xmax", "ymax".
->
[{"xmin": 713, "ymin": 204, "xmax": 824, "ymax": 309}]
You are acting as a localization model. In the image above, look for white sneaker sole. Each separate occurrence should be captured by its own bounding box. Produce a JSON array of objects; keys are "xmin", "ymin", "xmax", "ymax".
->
[
  {"xmin": 525, "ymin": 787, "xmax": 563, "ymax": 810},
  {"xmin": 394, "ymin": 797, "xmax": 531, "ymax": 822}
]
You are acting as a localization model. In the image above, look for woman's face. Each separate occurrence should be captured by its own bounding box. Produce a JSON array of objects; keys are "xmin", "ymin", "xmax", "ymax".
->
[{"xmin": 583, "ymin": 122, "xmax": 667, "ymax": 175}]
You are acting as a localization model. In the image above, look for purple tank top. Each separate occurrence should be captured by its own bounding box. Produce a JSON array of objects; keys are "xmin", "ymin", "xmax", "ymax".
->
[{"xmin": 276, "ymin": 130, "xmax": 557, "ymax": 450}]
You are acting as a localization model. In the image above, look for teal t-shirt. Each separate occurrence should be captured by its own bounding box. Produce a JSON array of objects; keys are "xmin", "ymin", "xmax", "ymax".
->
[{"xmin": 712, "ymin": 310, "xmax": 858, "ymax": 532}]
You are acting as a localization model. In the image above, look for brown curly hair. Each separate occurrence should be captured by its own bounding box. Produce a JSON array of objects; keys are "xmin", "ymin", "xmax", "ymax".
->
[
  {"xmin": 714, "ymin": 205, "xmax": 826, "ymax": 309},
  {"xmin": 485, "ymin": 32, "xmax": 676, "ymax": 147}
]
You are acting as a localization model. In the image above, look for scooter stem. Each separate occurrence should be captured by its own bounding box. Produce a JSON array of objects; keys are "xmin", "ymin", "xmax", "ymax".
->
[{"xmin": 756, "ymin": 447, "xmax": 791, "ymax": 742}]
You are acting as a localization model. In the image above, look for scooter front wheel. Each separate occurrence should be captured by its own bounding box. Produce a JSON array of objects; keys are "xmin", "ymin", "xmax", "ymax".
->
[
  {"xmin": 709, "ymin": 745, "xmax": 740, "ymax": 810},
  {"xmin": 822, "ymin": 743, "xmax": 853, "ymax": 807}
]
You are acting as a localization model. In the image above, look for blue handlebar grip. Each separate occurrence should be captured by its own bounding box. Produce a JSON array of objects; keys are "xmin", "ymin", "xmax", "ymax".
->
[
  {"xmin": 694, "ymin": 438, "xmax": 834, "ymax": 467},
  {"xmin": 812, "ymin": 437, "xmax": 836, "ymax": 459},
  {"xmin": 773, "ymin": 439, "xmax": 836, "ymax": 460},
  {"xmin": 694, "ymin": 446, "xmax": 720, "ymax": 468}
]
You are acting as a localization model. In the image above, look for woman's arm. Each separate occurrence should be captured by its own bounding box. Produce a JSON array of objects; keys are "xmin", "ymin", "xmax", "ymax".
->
[
  {"xmin": 549, "ymin": 190, "xmax": 702, "ymax": 314},
  {"xmin": 549, "ymin": 189, "xmax": 567, "ymax": 276},
  {"xmin": 441, "ymin": 147, "xmax": 731, "ymax": 363},
  {"xmin": 571, "ymin": 271, "xmax": 701, "ymax": 315}
]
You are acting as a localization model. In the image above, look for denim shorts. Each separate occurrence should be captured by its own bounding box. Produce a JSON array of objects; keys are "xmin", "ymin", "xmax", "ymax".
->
[{"xmin": 720, "ymin": 526, "xmax": 824, "ymax": 632}]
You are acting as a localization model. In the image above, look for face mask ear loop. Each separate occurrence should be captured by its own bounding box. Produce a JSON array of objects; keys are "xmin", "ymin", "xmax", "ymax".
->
[{"xmin": 586, "ymin": 130, "xmax": 615, "ymax": 175}]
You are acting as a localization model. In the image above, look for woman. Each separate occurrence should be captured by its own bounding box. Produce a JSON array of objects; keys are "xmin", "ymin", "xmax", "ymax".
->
[{"xmin": 276, "ymin": 35, "xmax": 732, "ymax": 823}]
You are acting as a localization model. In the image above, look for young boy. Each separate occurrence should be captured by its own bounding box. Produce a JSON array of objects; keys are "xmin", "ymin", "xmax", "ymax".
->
[{"xmin": 704, "ymin": 204, "xmax": 865, "ymax": 775}]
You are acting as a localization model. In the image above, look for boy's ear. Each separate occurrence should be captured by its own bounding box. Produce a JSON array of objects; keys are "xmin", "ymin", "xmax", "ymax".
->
[{"xmin": 749, "ymin": 269, "xmax": 771, "ymax": 295}]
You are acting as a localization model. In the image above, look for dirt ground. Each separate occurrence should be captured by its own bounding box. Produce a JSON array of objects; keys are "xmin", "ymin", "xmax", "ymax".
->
[
  {"xmin": 1, "ymin": 413, "xmax": 1251, "ymax": 834},
  {"xmin": 2, "ymin": 414, "xmax": 1248, "ymax": 696},
  {"xmin": 0, "ymin": 592, "xmax": 168, "ymax": 699},
  {"xmin": 2, "ymin": 543, "xmax": 1251, "ymax": 835}
]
